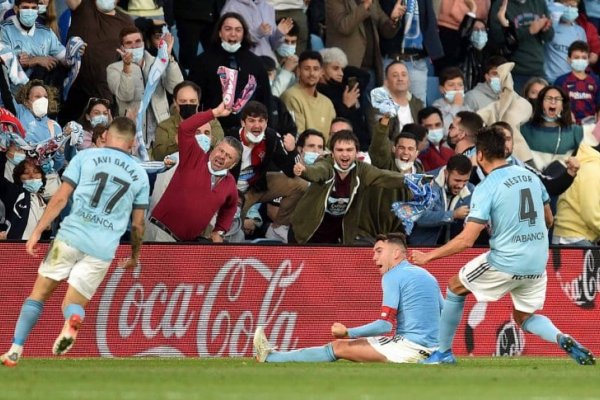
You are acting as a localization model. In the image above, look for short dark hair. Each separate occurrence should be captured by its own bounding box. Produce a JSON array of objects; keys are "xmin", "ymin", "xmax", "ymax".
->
[
  {"xmin": 475, "ymin": 126, "xmax": 507, "ymax": 161},
  {"xmin": 240, "ymin": 100, "xmax": 268, "ymax": 120},
  {"xmin": 417, "ymin": 107, "xmax": 443, "ymax": 125},
  {"xmin": 13, "ymin": 158, "xmax": 45, "ymax": 189},
  {"xmin": 298, "ymin": 50, "xmax": 323, "ymax": 66},
  {"xmin": 329, "ymin": 129, "xmax": 359, "ymax": 151},
  {"xmin": 455, "ymin": 111, "xmax": 484, "ymax": 136},
  {"xmin": 384, "ymin": 60, "xmax": 407, "ymax": 77},
  {"xmin": 491, "ymin": 121, "xmax": 513, "ymax": 135},
  {"xmin": 393, "ymin": 132, "xmax": 418, "ymax": 147},
  {"xmin": 484, "ymin": 55, "xmax": 508, "ymax": 74},
  {"xmin": 400, "ymin": 123, "xmax": 428, "ymax": 142},
  {"xmin": 439, "ymin": 67, "xmax": 464, "ymax": 86},
  {"xmin": 119, "ymin": 26, "xmax": 142, "ymax": 44},
  {"xmin": 212, "ymin": 12, "xmax": 255, "ymax": 49},
  {"xmin": 109, "ymin": 117, "xmax": 136, "ymax": 138},
  {"xmin": 330, "ymin": 116, "xmax": 353, "ymax": 131},
  {"xmin": 259, "ymin": 55, "xmax": 276, "ymax": 72},
  {"xmin": 375, "ymin": 232, "xmax": 407, "ymax": 250},
  {"xmin": 173, "ymin": 80, "xmax": 201, "ymax": 101},
  {"xmin": 446, "ymin": 154, "xmax": 473, "ymax": 174},
  {"xmin": 297, "ymin": 129, "xmax": 325, "ymax": 148},
  {"xmin": 568, "ymin": 40, "xmax": 589, "ymax": 57},
  {"xmin": 15, "ymin": 0, "xmax": 38, "ymax": 6}
]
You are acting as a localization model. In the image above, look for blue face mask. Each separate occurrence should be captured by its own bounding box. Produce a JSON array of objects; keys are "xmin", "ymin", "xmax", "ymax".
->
[
  {"xmin": 490, "ymin": 76, "xmax": 502, "ymax": 94},
  {"xmin": 22, "ymin": 178, "xmax": 43, "ymax": 193},
  {"xmin": 276, "ymin": 43, "xmax": 296, "ymax": 58},
  {"xmin": 427, "ymin": 128, "xmax": 444, "ymax": 145},
  {"xmin": 90, "ymin": 114, "xmax": 109, "ymax": 127},
  {"xmin": 571, "ymin": 58, "xmax": 589, "ymax": 72},
  {"xmin": 561, "ymin": 6, "xmax": 579, "ymax": 23},
  {"xmin": 543, "ymin": 114, "xmax": 558, "ymax": 122},
  {"xmin": 303, "ymin": 151, "xmax": 320, "ymax": 165},
  {"xmin": 96, "ymin": 0, "xmax": 116, "ymax": 13},
  {"xmin": 444, "ymin": 90, "xmax": 464, "ymax": 103},
  {"xmin": 195, "ymin": 134, "xmax": 211, "ymax": 153},
  {"xmin": 126, "ymin": 47, "xmax": 144, "ymax": 64},
  {"xmin": 38, "ymin": 4, "xmax": 47, "ymax": 14},
  {"xmin": 8, "ymin": 152, "xmax": 26, "ymax": 165},
  {"xmin": 470, "ymin": 30, "xmax": 488, "ymax": 50},
  {"xmin": 18, "ymin": 9, "xmax": 38, "ymax": 28}
]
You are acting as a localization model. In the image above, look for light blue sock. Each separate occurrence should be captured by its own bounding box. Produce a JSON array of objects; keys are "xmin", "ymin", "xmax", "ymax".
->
[
  {"xmin": 13, "ymin": 299, "xmax": 44, "ymax": 346},
  {"xmin": 438, "ymin": 289, "xmax": 466, "ymax": 353},
  {"xmin": 521, "ymin": 314, "xmax": 561, "ymax": 343},
  {"xmin": 63, "ymin": 303, "xmax": 85, "ymax": 321},
  {"xmin": 266, "ymin": 343, "xmax": 337, "ymax": 363}
]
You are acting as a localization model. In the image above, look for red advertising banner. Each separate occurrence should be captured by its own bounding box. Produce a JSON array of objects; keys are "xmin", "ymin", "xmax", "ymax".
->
[{"xmin": 0, "ymin": 243, "xmax": 598, "ymax": 358}]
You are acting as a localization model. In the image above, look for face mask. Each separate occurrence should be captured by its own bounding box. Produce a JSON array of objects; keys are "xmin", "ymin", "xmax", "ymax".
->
[
  {"xmin": 178, "ymin": 104, "xmax": 198, "ymax": 120},
  {"xmin": 277, "ymin": 43, "xmax": 296, "ymax": 58},
  {"xmin": 18, "ymin": 9, "xmax": 38, "ymax": 28},
  {"xmin": 31, "ymin": 97, "xmax": 48, "ymax": 118},
  {"xmin": 221, "ymin": 41, "xmax": 241, "ymax": 53},
  {"xmin": 395, "ymin": 159, "xmax": 414, "ymax": 171},
  {"xmin": 303, "ymin": 151, "xmax": 320, "ymax": 165},
  {"xmin": 333, "ymin": 161, "xmax": 356, "ymax": 173},
  {"xmin": 470, "ymin": 30, "xmax": 488, "ymax": 50},
  {"xmin": 490, "ymin": 76, "xmax": 502, "ymax": 94},
  {"xmin": 246, "ymin": 131, "xmax": 265, "ymax": 144},
  {"xmin": 22, "ymin": 178, "xmax": 43, "ymax": 193},
  {"xmin": 543, "ymin": 114, "xmax": 558, "ymax": 122},
  {"xmin": 96, "ymin": 0, "xmax": 116, "ymax": 13},
  {"xmin": 428, "ymin": 128, "xmax": 444, "ymax": 145},
  {"xmin": 90, "ymin": 114, "xmax": 108, "ymax": 127},
  {"xmin": 195, "ymin": 134, "xmax": 211, "ymax": 153},
  {"xmin": 207, "ymin": 160, "xmax": 227, "ymax": 176},
  {"xmin": 8, "ymin": 152, "xmax": 26, "ymax": 165},
  {"xmin": 561, "ymin": 6, "xmax": 579, "ymax": 22},
  {"xmin": 38, "ymin": 4, "xmax": 47, "ymax": 14},
  {"xmin": 444, "ymin": 90, "xmax": 464, "ymax": 103},
  {"xmin": 571, "ymin": 59, "xmax": 589, "ymax": 72},
  {"xmin": 125, "ymin": 47, "xmax": 144, "ymax": 64}
]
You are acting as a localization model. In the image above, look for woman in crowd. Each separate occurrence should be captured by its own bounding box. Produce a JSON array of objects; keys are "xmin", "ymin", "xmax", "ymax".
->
[{"xmin": 77, "ymin": 97, "xmax": 112, "ymax": 150}]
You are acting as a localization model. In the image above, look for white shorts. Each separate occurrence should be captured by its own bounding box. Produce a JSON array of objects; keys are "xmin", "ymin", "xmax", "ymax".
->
[
  {"xmin": 38, "ymin": 239, "xmax": 111, "ymax": 300},
  {"xmin": 367, "ymin": 335, "xmax": 435, "ymax": 363},
  {"xmin": 458, "ymin": 252, "xmax": 547, "ymax": 313}
]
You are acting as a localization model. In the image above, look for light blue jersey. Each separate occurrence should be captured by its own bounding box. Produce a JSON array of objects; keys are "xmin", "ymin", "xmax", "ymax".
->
[
  {"xmin": 57, "ymin": 147, "xmax": 149, "ymax": 261},
  {"xmin": 0, "ymin": 17, "xmax": 65, "ymax": 60},
  {"xmin": 467, "ymin": 164, "xmax": 550, "ymax": 275},
  {"xmin": 382, "ymin": 260, "xmax": 443, "ymax": 348}
]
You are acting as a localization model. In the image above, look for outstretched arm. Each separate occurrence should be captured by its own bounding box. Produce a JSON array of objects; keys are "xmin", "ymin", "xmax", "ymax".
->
[{"xmin": 411, "ymin": 221, "xmax": 485, "ymax": 265}]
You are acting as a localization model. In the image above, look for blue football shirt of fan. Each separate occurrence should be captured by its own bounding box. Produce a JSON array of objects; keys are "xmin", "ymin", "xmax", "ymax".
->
[{"xmin": 57, "ymin": 147, "xmax": 149, "ymax": 261}]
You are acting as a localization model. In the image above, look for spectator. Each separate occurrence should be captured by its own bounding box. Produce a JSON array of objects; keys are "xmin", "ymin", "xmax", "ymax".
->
[
  {"xmin": 77, "ymin": 97, "xmax": 113, "ymax": 150},
  {"xmin": 147, "ymin": 103, "xmax": 240, "ymax": 243},
  {"xmin": 270, "ymin": 19, "xmax": 299, "ymax": 97},
  {"xmin": 295, "ymin": 128, "xmax": 326, "ymax": 166},
  {"xmin": 107, "ymin": 26, "xmax": 183, "ymax": 151},
  {"xmin": 3, "ymin": 0, "xmax": 61, "ymax": 39},
  {"xmin": 220, "ymin": 0, "xmax": 294, "ymax": 61},
  {"xmin": 60, "ymin": 0, "xmax": 135, "ymax": 125},
  {"xmin": 555, "ymin": 40, "xmax": 600, "ymax": 124},
  {"xmin": 152, "ymin": 80, "xmax": 224, "ymax": 162},
  {"xmin": 417, "ymin": 106, "xmax": 454, "ymax": 171},
  {"xmin": 1, "ymin": 141, "xmax": 27, "ymax": 184},
  {"xmin": 325, "ymin": 0, "xmax": 404, "ymax": 88},
  {"xmin": 281, "ymin": 50, "xmax": 336, "ymax": 140},
  {"xmin": 522, "ymin": 76, "xmax": 549, "ymax": 107},
  {"xmin": 446, "ymin": 111, "xmax": 483, "ymax": 159},
  {"xmin": 576, "ymin": 7, "xmax": 600, "ymax": 70},
  {"xmin": 267, "ymin": 0, "xmax": 310, "ymax": 54},
  {"xmin": 188, "ymin": 12, "xmax": 272, "ymax": 131},
  {"xmin": 521, "ymin": 85, "xmax": 583, "ymax": 171},
  {"xmin": 409, "ymin": 154, "xmax": 473, "ymax": 245},
  {"xmin": 544, "ymin": 0, "xmax": 586, "ymax": 84},
  {"xmin": 460, "ymin": 18, "xmax": 489, "ymax": 91},
  {"xmin": 259, "ymin": 56, "xmax": 298, "ymax": 138},
  {"xmin": 464, "ymin": 55, "xmax": 508, "ymax": 111},
  {"xmin": 432, "ymin": 67, "xmax": 471, "ymax": 131},
  {"xmin": 290, "ymin": 130, "xmax": 410, "ymax": 244},
  {"xmin": 173, "ymin": 0, "xmax": 223, "ymax": 72},
  {"xmin": 489, "ymin": 0, "xmax": 553, "ymax": 93},
  {"xmin": 380, "ymin": 0, "xmax": 443, "ymax": 105},
  {"xmin": 227, "ymin": 101, "xmax": 307, "ymax": 242}
]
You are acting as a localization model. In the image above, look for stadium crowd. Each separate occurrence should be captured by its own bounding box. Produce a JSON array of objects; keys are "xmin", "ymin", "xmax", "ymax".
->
[{"xmin": 0, "ymin": 0, "xmax": 599, "ymax": 248}]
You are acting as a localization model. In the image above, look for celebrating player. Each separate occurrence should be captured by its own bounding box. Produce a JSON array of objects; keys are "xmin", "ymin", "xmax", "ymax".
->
[
  {"xmin": 253, "ymin": 232, "xmax": 443, "ymax": 364},
  {"xmin": 411, "ymin": 126, "xmax": 595, "ymax": 365},
  {"xmin": 1, "ymin": 117, "xmax": 149, "ymax": 367}
]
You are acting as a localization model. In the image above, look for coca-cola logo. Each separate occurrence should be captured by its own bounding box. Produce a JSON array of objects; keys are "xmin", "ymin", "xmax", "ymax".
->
[
  {"xmin": 96, "ymin": 257, "xmax": 303, "ymax": 357},
  {"xmin": 556, "ymin": 249, "xmax": 600, "ymax": 308},
  {"xmin": 494, "ymin": 320, "xmax": 525, "ymax": 357}
]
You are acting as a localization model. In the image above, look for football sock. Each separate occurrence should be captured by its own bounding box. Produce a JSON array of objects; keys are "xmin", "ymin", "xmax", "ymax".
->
[
  {"xmin": 438, "ymin": 289, "xmax": 466, "ymax": 353},
  {"xmin": 13, "ymin": 299, "xmax": 44, "ymax": 346},
  {"xmin": 64, "ymin": 303, "xmax": 85, "ymax": 321},
  {"xmin": 521, "ymin": 314, "xmax": 561, "ymax": 343},
  {"xmin": 266, "ymin": 343, "xmax": 337, "ymax": 362}
]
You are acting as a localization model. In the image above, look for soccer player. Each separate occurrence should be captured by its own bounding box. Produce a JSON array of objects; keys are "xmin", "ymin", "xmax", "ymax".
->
[
  {"xmin": 253, "ymin": 232, "xmax": 443, "ymax": 363},
  {"xmin": 411, "ymin": 126, "xmax": 596, "ymax": 365},
  {"xmin": 1, "ymin": 117, "xmax": 150, "ymax": 367}
]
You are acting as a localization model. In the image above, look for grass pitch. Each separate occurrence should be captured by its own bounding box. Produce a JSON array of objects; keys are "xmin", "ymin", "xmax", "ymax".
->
[{"xmin": 0, "ymin": 357, "xmax": 598, "ymax": 400}]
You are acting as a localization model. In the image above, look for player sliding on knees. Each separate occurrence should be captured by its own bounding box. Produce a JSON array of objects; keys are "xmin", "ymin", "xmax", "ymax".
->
[
  {"xmin": 254, "ymin": 233, "xmax": 443, "ymax": 363},
  {"xmin": 1, "ymin": 118, "xmax": 149, "ymax": 367},
  {"xmin": 410, "ymin": 126, "xmax": 595, "ymax": 366}
]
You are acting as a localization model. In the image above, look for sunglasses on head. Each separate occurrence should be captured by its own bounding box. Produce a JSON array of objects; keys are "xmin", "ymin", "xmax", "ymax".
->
[{"xmin": 86, "ymin": 97, "xmax": 111, "ymax": 110}]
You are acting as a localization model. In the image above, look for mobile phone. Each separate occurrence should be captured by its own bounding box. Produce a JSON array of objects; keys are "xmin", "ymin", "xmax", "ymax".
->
[{"xmin": 347, "ymin": 76, "xmax": 358, "ymax": 89}]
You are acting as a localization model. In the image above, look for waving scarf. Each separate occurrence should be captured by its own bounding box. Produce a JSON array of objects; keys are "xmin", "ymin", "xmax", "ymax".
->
[
  {"xmin": 391, "ymin": 173, "xmax": 437, "ymax": 235},
  {"xmin": 217, "ymin": 66, "xmax": 257, "ymax": 114},
  {"xmin": 63, "ymin": 36, "xmax": 85, "ymax": 101}
]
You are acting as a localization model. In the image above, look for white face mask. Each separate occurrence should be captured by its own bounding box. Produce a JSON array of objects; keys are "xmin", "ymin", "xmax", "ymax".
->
[
  {"xmin": 333, "ymin": 161, "xmax": 356, "ymax": 173},
  {"xmin": 427, "ymin": 128, "xmax": 444, "ymax": 145},
  {"xmin": 95, "ymin": 0, "xmax": 116, "ymax": 13},
  {"xmin": 126, "ymin": 47, "xmax": 144, "ymax": 64},
  {"xmin": 246, "ymin": 131, "xmax": 265, "ymax": 144},
  {"xmin": 221, "ymin": 41, "xmax": 241, "ymax": 53},
  {"xmin": 31, "ymin": 97, "xmax": 49, "ymax": 118},
  {"xmin": 395, "ymin": 159, "xmax": 414, "ymax": 171},
  {"xmin": 207, "ymin": 160, "xmax": 227, "ymax": 176}
]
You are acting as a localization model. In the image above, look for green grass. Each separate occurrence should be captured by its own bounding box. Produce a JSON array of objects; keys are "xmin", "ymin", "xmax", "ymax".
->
[{"xmin": 0, "ymin": 357, "xmax": 598, "ymax": 400}]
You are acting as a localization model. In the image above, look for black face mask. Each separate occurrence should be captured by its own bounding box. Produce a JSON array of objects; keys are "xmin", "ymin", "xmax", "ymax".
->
[{"xmin": 179, "ymin": 104, "xmax": 198, "ymax": 120}]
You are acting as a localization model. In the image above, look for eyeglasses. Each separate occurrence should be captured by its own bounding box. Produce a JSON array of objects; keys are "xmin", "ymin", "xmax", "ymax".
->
[
  {"xmin": 85, "ymin": 97, "xmax": 111, "ymax": 111},
  {"xmin": 543, "ymin": 96, "xmax": 563, "ymax": 103}
]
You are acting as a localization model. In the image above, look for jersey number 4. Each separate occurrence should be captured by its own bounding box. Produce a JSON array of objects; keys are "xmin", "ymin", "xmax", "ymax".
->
[
  {"xmin": 90, "ymin": 172, "xmax": 130, "ymax": 214},
  {"xmin": 519, "ymin": 188, "xmax": 538, "ymax": 226}
]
